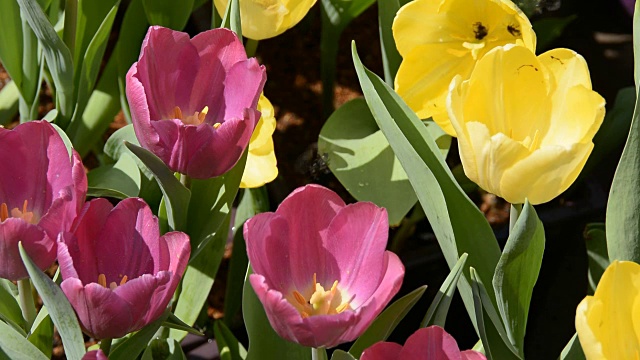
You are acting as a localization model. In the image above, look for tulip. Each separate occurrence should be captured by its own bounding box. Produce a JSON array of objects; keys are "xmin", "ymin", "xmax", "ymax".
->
[
  {"xmin": 240, "ymin": 94, "xmax": 278, "ymax": 188},
  {"xmin": 244, "ymin": 184, "xmax": 404, "ymax": 348},
  {"xmin": 447, "ymin": 44, "xmax": 605, "ymax": 205},
  {"xmin": 361, "ymin": 326, "xmax": 486, "ymax": 360},
  {"xmin": 82, "ymin": 350, "xmax": 108, "ymax": 360},
  {"xmin": 57, "ymin": 197, "xmax": 190, "ymax": 339},
  {"xmin": 0, "ymin": 121, "xmax": 87, "ymax": 280},
  {"xmin": 576, "ymin": 261, "xmax": 640, "ymax": 359},
  {"xmin": 126, "ymin": 26, "xmax": 267, "ymax": 179},
  {"xmin": 213, "ymin": 0, "xmax": 317, "ymax": 40},
  {"xmin": 393, "ymin": 0, "xmax": 536, "ymax": 135}
]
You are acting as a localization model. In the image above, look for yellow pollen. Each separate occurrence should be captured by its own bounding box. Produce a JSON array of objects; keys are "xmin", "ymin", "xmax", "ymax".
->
[
  {"xmin": 287, "ymin": 273, "xmax": 351, "ymax": 318},
  {"xmin": 172, "ymin": 106, "xmax": 211, "ymax": 126},
  {"xmin": 97, "ymin": 273, "xmax": 129, "ymax": 290},
  {"xmin": 98, "ymin": 274, "xmax": 107, "ymax": 288},
  {"xmin": 120, "ymin": 275, "xmax": 128, "ymax": 285},
  {"xmin": 213, "ymin": 123, "xmax": 222, "ymax": 129},
  {"xmin": 336, "ymin": 302, "xmax": 349, "ymax": 313},
  {"xmin": 0, "ymin": 200, "xmax": 36, "ymax": 224}
]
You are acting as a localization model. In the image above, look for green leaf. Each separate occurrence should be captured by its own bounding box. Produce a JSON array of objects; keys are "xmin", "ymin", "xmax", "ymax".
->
[
  {"xmin": 18, "ymin": 243, "xmax": 85, "ymax": 359},
  {"xmin": 0, "ymin": 80, "xmax": 20, "ymax": 125},
  {"xmin": 0, "ymin": 320, "xmax": 48, "ymax": 360},
  {"xmin": 558, "ymin": 333, "xmax": 585, "ymax": 360},
  {"xmin": 214, "ymin": 320, "xmax": 247, "ymax": 360},
  {"xmin": 0, "ymin": 0, "xmax": 24, "ymax": 92},
  {"xmin": 422, "ymin": 253, "xmax": 468, "ymax": 328},
  {"xmin": 162, "ymin": 313, "xmax": 204, "ymax": 336},
  {"xmin": 0, "ymin": 277, "xmax": 26, "ymax": 334},
  {"xmin": 606, "ymin": 2, "xmax": 640, "ymax": 263},
  {"xmin": 331, "ymin": 350, "xmax": 356, "ymax": 360},
  {"xmin": 583, "ymin": 223, "xmax": 608, "ymax": 294},
  {"xmin": 221, "ymin": 0, "xmax": 242, "ymax": 38},
  {"xmin": 125, "ymin": 141, "xmax": 191, "ymax": 231},
  {"xmin": 377, "ymin": 0, "xmax": 402, "ymax": 86},
  {"xmin": 16, "ymin": 0, "xmax": 74, "ymax": 120},
  {"xmin": 142, "ymin": 0, "xmax": 194, "ymax": 30},
  {"xmin": 87, "ymin": 153, "xmax": 142, "ymax": 199},
  {"xmin": 28, "ymin": 308, "xmax": 53, "ymax": 358},
  {"xmin": 244, "ymin": 267, "xmax": 310, "ymax": 360},
  {"xmin": 349, "ymin": 285, "xmax": 426, "ymax": 358},
  {"xmin": 321, "ymin": 0, "xmax": 374, "ymax": 31},
  {"xmin": 351, "ymin": 41, "xmax": 501, "ymax": 331},
  {"xmin": 109, "ymin": 311, "xmax": 171, "ymax": 360},
  {"xmin": 73, "ymin": 0, "xmax": 118, "ymax": 67},
  {"xmin": 141, "ymin": 338, "xmax": 186, "ymax": 360},
  {"xmin": 492, "ymin": 201, "xmax": 545, "ymax": 356},
  {"xmin": 104, "ymin": 124, "xmax": 140, "ymax": 161}
]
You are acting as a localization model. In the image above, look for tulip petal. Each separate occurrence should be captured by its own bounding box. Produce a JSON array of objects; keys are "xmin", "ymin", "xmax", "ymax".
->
[
  {"xmin": 115, "ymin": 273, "xmax": 168, "ymax": 330},
  {"xmin": 461, "ymin": 350, "xmax": 487, "ymax": 360},
  {"xmin": 361, "ymin": 342, "xmax": 403, "ymax": 360},
  {"xmin": 399, "ymin": 326, "xmax": 463, "ymax": 359},
  {"xmin": 0, "ymin": 219, "xmax": 54, "ymax": 280},
  {"xmin": 82, "ymin": 350, "xmax": 109, "ymax": 360},
  {"xmin": 222, "ymin": 58, "xmax": 266, "ymax": 121}
]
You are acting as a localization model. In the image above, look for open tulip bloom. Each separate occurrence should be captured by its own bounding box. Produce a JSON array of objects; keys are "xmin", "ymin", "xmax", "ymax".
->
[
  {"xmin": 361, "ymin": 326, "xmax": 486, "ymax": 360},
  {"xmin": 0, "ymin": 121, "xmax": 86, "ymax": 281},
  {"xmin": 447, "ymin": 44, "xmax": 605, "ymax": 205},
  {"xmin": 126, "ymin": 26, "xmax": 267, "ymax": 179},
  {"xmin": 57, "ymin": 197, "xmax": 190, "ymax": 339},
  {"xmin": 244, "ymin": 185, "xmax": 404, "ymax": 348}
]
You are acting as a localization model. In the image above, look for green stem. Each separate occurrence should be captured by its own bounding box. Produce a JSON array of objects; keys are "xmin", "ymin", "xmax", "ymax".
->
[
  {"xmin": 99, "ymin": 338, "xmax": 112, "ymax": 356},
  {"xmin": 17, "ymin": 279, "xmax": 36, "ymax": 330},
  {"xmin": 180, "ymin": 173, "xmax": 191, "ymax": 189},
  {"xmin": 211, "ymin": 0, "xmax": 221, "ymax": 28},
  {"xmin": 509, "ymin": 203, "xmax": 523, "ymax": 233},
  {"xmin": 245, "ymin": 39, "xmax": 259, "ymax": 58}
]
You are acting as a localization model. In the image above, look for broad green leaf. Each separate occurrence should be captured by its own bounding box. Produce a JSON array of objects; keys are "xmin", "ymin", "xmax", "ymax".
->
[
  {"xmin": 422, "ymin": 253, "xmax": 468, "ymax": 328},
  {"xmin": 492, "ymin": 201, "xmax": 545, "ymax": 356},
  {"xmin": 73, "ymin": 0, "xmax": 119, "ymax": 66},
  {"xmin": 0, "ymin": 0, "xmax": 23, "ymax": 91},
  {"xmin": 28, "ymin": 309, "xmax": 53, "ymax": 358},
  {"xmin": 142, "ymin": 0, "xmax": 194, "ymax": 30},
  {"xmin": 18, "ymin": 243, "xmax": 85, "ymax": 359},
  {"xmin": 0, "ymin": 80, "xmax": 20, "ymax": 125},
  {"xmin": 87, "ymin": 153, "xmax": 142, "ymax": 199},
  {"xmin": 125, "ymin": 141, "xmax": 191, "ymax": 231},
  {"xmin": 606, "ymin": 2, "xmax": 640, "ymax": 263},
  {"xmin": 221, "ymin": 0, "xmax": 242, "ymax": 38},
  {"xmin": 104, "ymin": 124, "xmax": 142, "ymax": 163},
  {"xmin": 110, "ymin": 311, "xmax": 171, "ymax": 360},
  {"xmin": 0, "ymin": 277, "xmax": 26, "ymax": 334},
  {"xmin": 352, "ymin": 41, "xmax": 501, "ymax": 332},
  {"xmin": 349, "ymin": 285, "xmax": 426, "ymax": 358},
  {"xmin": 0, "ymin": 320, "xmax": 48, "ymax": 360},
  {"xmin": 558, "ymin": 333, "xmax": 585, "ymax": 360},
  {"xmin": 214, "ymin": 320, "xmax": 247, "ymax": 360},
  {"xmin": 583, "ymin": 223, "xmax": 608, "ymax": 294},
  {"xmin": 331, "ymin": 350, "xmax": 356, "ymax": 360},
  {"xmin": 141, "ymin": 338, "xmax": 186, "ymax": 360},
  {"xmin": 377, "ymin": 0, "xmax": 402, "ymax": 86},
  {"xmin": 16, "ymin": 0, "xmax": 74, "ymax": 120},
  {"xmin": 162, "ymin": 313, "xmax": 204, "ymax": 336},
  {"xmin": 321, "ymin": 0, "xmax": 374, "ymax": 31},
  {"xmin": 244, "ymin": 267, "xmax": 310, "ymax": 360}
]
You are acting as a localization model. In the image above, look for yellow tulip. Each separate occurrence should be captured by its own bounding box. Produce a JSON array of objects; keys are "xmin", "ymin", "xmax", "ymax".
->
[
  {"xmin": 214, "ymin": 0, "xmax": 316, "ymax": 40},
  {"xmin": 241, "ymin": 94, "xmax": 278, "ymax": 188},
  {"xmin": 393, "ymin": 0, "xmax": 536, "ymax": 135},
  {"xmin": 575, "ymin": 261, "xmax": 640, "ymax": 359},
  {"xmin": 447, "ymin": 44, "xmax": 605, "ymax": 205}
]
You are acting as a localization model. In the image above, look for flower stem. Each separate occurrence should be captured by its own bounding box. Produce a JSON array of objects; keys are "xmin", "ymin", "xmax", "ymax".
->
[
  {"xmin": 180, "ymin": 173, "xmax": 191, "ymax": 189},
  {"xmin": 311, "ymin": 347, "xmax": 327, "ymax": 360},
  {"xmin": 99, "ymin": 338, "xmax": 112, "ymax": 356},
  {"xmin": 509, "ymin": 203, "xmax": 523, "ymax": 233},
  {"xmin": 245, "ymin": 39, "xmax": 259, "ymax": 57},
  {"xmin": 17, "ymin": 279, "xmax": 36, "ymax": 330}
]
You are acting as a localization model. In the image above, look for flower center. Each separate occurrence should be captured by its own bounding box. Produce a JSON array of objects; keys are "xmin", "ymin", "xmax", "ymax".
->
[
  {"xmin": 288, "ymin": 273, "xmax": 352, "ymax": 318},
  {"xmin": 97, "ymin": 273, "xmax": 129, "ymax": 290},
  {"xmin": 0, "ymin": 200, "xmax": 37, "ymax": 224},
  {"xmin": 172, "ymin": 106, "xmax": 221, "ymax": 128}
]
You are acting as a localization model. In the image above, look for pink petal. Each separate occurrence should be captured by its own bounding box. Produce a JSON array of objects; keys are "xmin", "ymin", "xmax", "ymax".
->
[
  {"xmin": 325, "ymin": 203, "xmax": 389, "ymax": 305},
  {"xmin": 361, "ymin": 342, "xmax": 404, "ymax": 360},
  {"xmin": 461, "ymin": 350, "xmax": 487, "ymax": 360},
  {"xmin": 126, "ymin": 64, "xmax": 158, "ymax": 152},
  {"xmin": 71, "ymin": 149, "xmax": 88, "ymax": 215},
  {"xmin": 221, "ymin": 58, "xmax": 266, "ymax": 121},
  {"xmin": 399, "ymin": 326, "xmax": 463, "ymax": 360},
  {"xmin": 82, "ymin": 350, "xmax": 109, "ymax": 360},
  {"xmin": 114, "ymin": 273, "xmax": 166, "ymax": 330},
  {"xmin": 0, "ymin": 219, "xmax": 55, "ymax": 281}
]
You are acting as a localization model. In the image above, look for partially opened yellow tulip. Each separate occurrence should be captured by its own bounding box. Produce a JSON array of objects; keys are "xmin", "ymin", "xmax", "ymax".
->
[
  {"xmin": 393, "ymin": 0, "xmax": 536, "ymax": 135},
  {"xmin": 214, "ymin": 0, "xmax": 316, "ymax": 40},
  {"xmin": 241, "ymin": 94, "xmax": 278, "ymax": 188},
  {"xmin": 447, "ymin": 44, "xmax": 605, "ymax": 205},
  {"xmin": 576, "ymin": 261, "xmax": 640, "ymax": 359}
]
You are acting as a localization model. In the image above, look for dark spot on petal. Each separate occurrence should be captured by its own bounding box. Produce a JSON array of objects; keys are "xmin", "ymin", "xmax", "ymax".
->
[
  {"xmin": 473, "ymin": 22, "xmax": 488, "ymax": 40},
  {"xmin": 517, "ymin": 64, "xmax": 539, "ymax": 72},
  {"xmin": 550, "ymin": 55, "xmax": 565, "ymax": 65},
  {"xmin": 507, "ymin": 24, "xmax": 521, "ymax": 37}
]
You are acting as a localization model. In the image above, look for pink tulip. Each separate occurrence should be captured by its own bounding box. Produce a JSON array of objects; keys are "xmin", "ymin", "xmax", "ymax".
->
[
  {"xmin": 57, "ymin": 197, "xmax": 190, "ymax": 339},
  {"xmin": 244, "ymin": 184, "xmax": 404, "ymax": 348},
  {"xmin": 82, "ymin": 350, "xmax": 108, "ymax": 360},
  {"xmin": 126, "ymin": 26, "xmax": 267, "ymax": 179},
  {"xmin": 0, "ymin": 121, "xmax": 86, "ymax": 280},
  {"xmin": 361, "ymin": 326, "xmax": 486, "ymax": 360}
]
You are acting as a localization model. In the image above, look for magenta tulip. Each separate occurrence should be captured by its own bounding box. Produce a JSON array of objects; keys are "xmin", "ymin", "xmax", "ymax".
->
[
  {"xmin": 244, "ymin": 184, "xmax": 404, "ymax": 348},
  {"xmin": 126, "ymin": 26, "xmax": 267, "ymax": 179},
  {"xmin": 57, "ymin": 197, "xmax": 190, "ymax": 339},
  {"xmin": 361, "ymin": 326, "xmax": 486, "ymax": 360},
  {"xmin": 82, "ymin": 350, "xmax": 108, "ymax": 360},
  {"xmin": 0, "ymin": 121, "xmax": 86, "ymax": 280}
]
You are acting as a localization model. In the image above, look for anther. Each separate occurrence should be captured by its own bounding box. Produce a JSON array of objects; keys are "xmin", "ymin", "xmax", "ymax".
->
[{"xmin": 98, "ymin": 274, "xmax": 107, "ymax": 288}]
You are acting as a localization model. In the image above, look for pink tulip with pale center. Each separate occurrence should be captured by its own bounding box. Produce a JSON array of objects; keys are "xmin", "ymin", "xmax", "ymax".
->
[
  {"xmin": 244, "ymin": 184, "xmax": 404, "ymax": 348},
  {"xmin": 126, "ymin": 26, "xmax": 267, "ymax": 179},
  {"xmin": 0, "ymin": 120, "xmax": 86, "ymax": 280},
  {"xmin": 57, "ymin": 197, "xmax": 190, "ymax": 339}
]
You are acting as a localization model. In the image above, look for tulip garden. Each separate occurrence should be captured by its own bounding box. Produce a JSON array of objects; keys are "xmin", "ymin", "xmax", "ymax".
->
[{"xmin": 0, "ymin": 0, "xmax": 637, "ymax": 359}]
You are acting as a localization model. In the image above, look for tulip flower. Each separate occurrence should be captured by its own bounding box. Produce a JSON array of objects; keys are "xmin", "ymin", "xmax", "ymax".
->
[
  {"xmin": 393, "ymin": 0, "xmax": 536, "ymax": 135},
  {"xmin": 0, "ymin": 121, "xmax": 87, "ymax": 280},
  {"xmin": 361, "ymin": 326, "xmax": 486, "ymax": 360},
  {"xmin": 126, "ymin": 26, "xmax": 267, "ymax": 179},
  {"xmin": 576, "ymin": 261, "xmax": 640, "ymax": 359},
  {"xmin": 57, "ymin": 197, "xmax": 190, "ymax": 339},
  {"xmin": 244, "ymin": 184, "xmax": 404, "ymax": 348},
  {"xmin": 447, "ymin": 44, "xmax": 605, "ymax": 205},
  {"xmin": 241, "ymin": 94, "xmax": 278, "ymax": 188},
  {"xmin": 82, "ymin": 350, "xmax": 108, "ymax": 360},
  {"xmin": 213, "ymin": 0, "xmax": 317, "ymax": 40}
]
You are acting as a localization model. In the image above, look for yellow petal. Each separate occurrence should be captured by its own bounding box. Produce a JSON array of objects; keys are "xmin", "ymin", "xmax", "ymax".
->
[{"xmin": 241, "ymin": 94, "xmax": 278, "ymax": 188}]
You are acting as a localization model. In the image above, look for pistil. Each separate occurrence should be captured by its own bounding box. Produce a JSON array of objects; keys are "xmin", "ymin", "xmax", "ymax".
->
[{"xmin": 289, "ymin": 273, "xmax": 352, "ymax": 318}]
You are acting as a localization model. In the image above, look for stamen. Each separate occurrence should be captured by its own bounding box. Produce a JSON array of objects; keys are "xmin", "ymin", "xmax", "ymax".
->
[
  {"xmin": 0, "ymin": 203, "xmax": 8, "ymax": 222},
  {"xmin": 301, "ymin": 311, "xmax": 310, "ymax": 319},
  {"xmin": 330, "ymin": 280, "xmax": 338, "ymax": 296},
  {"xmin": 120, "ymin": 275, "xmax": 128, "ymax": 286},
  {"xmin": 336, "ymin": 302, "xmax": 350, "ymax": 313},
  {"xmin": 109, "ymin": 282, "xmax": 118, "ymax": 290},
  {"xmin": 22, "ymin": 200, "xmax": 27, "ymax": 214},
  {"xmin": 98, "ymin": 274, "xmax": 107, "ymax": 288},
  {"xmin": 313, "ymin": 273, "xmax": 317, "ymax": 286},
  {"xmin": 293, "ymin": 290, "xmax": 307, "ymax": 305},
  {"xmin": 173, "ymin": 106, "xmax": 183, "ymax": 120},
  {"xmin": 198, "ymin": 106, "xmax": 209, "ymax": 123},
  {"xmin": 213, "ymin": 123, "xmax": 222, "ymax": 129}
]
